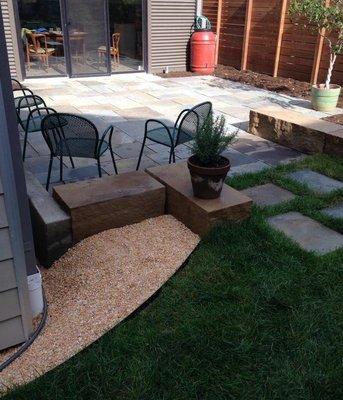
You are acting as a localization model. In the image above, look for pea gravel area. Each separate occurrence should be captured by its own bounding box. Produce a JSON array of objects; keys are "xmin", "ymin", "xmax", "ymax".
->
[{"xmin": 0, "ymin": 215, "xmax": 199, "ymax": 394}]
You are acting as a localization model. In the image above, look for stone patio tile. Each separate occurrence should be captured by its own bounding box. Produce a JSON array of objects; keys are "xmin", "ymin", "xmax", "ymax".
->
[
  {"xmin": 108, "ymin": 97, "xmax": 142, "ymax": 109},
  {"xmin": 287, "ymin": 170, "xmax": 343, "ymax": 194},
  {"xmin": 246, "ymin": 146, "xmax": 305, "ymax": 165},
  {"xmin": 147, "ymin": 151, "xmax": 179, "ymax": 165},
  {"xmin": 113, "ymin": 156, "xmax": 158, "ymax": 174},
  {"xmin": 113, "ymin": 141, "xmax": 154, "ymax": 159},
  {"xmin": 268, "ymin": 212, "xmax": 343, "ymax": 254},
  {"xmin": 115, "ymin": 107, "xmax": 163, "ymax": 120},
  {"xmin": 214, "ymin": 105, "xmax": 251, "ymax": 121},
  {"xmin": 24, "ymin": 156, "xmax": 61, "ymax": 175},
  {"xmin": 125, "ymin": 91, "xmax": 161, "ymax": 104},
  {"xmin": 35, "ymin": 165, "xmax": 106, "ymax": 187},
  {"xmin": 221, "ymin": 148, "xmax": 258, "ymax": 167},
  {"xmin": 26, "ymin": 135, "xmax": 50, "ymax": 156},
  {"xmin": 110, "ymin": 128, "xmax": 134, "ymax": 146},
  {"xmin": 229, "ymin": 161, "xmax": 271, "ymax": 177},
  {"xmin": 321, "ymin": 203, "xmax": 343, "ymax": 219},
  {"xmin": 20, "ymin": 140, "xmax": 38, "ymax": 159},
  {"xmin": 241, "ymin": 183, "xmax": 296, "ymax": 206},
  {"xmin": 174, "ymin": 144, "xmax": 193, "ymax": 159},
  {"xmin": 113, "ymin": 120, "xmax": 146, "ymax": 141}
]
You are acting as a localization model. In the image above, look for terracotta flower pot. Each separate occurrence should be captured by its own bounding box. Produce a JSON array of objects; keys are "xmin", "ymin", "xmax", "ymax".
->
[
  {"xmin": 187, "ymin": 155, "xmax": 231, "ymax": 199},
  {"xmin": 311, "ymin": 84, "xmax": 341, "ymax": 112}
]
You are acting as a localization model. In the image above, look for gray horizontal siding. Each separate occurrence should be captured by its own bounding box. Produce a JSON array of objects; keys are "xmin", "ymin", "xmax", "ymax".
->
[
  {"xmin": 0, "ymin": 0, "xmax": 17, "ymax": 77},
  {"xmin": 0, "ymin": 288, "xmax": 21, "ymax": 321},
  {"xmin": 0, "ymin": 227, "xmax": 12, "ymax": 261},
  {"xmin": 0, "ymin": 194, "xmax": 8, "ymax": 227},
  {"xmin": 0, "ymin": 316, "xmax": 25, "ymax": 351},
  {"xmin": 149, "ymin": 0, "xmax": 197, "ymax": 72},
  {"xmin": 0, "ymin": 176, "xmax": 29, "ymax": 350},
  {"xmin": 0, "ymin": 258, "xmax": 17, "ymax": 292}
]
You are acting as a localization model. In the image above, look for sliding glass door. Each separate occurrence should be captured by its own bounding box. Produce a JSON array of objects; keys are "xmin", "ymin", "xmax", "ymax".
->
[
  {"xmin": 63, "ymin": 0, "xmax": 110, "ymax": 77},
  {"xmin": 108, "ymin": 0, "xmax": 143, "ymax": 73},
  {"xmin": 17, "ymin": 0, "xmax": 144, "ymax": 78}
]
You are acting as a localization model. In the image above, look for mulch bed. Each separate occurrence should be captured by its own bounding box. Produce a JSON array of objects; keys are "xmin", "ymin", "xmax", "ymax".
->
[
  {"xmin": 157, "ymin": 65, "xmax": 343, "ymax": 108},
  {"xmin": 323, "ymin": 114, "xmax": 343, "ymax": 125}
]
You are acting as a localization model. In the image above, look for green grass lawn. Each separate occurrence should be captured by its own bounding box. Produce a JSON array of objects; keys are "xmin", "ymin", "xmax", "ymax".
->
[{"xmin": 5, "ymin": 155, "xmax": 343, "ymax": 400}]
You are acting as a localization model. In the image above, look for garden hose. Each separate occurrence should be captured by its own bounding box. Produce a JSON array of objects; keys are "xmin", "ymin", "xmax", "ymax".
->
[{"xmin": 0, "ymin": 288, "xmax": 48, "ymax": 372}]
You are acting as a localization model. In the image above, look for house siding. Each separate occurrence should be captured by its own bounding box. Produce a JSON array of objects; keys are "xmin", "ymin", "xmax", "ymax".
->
[
  {"xmin": 0, "ymin": 0, "xmax": 22, "ymax": 79},
  {"xmin": 0, "ymin": 177, "xmax": 28, "ymax": 350},
  {"xmin": 148, "ymin": 0, "xmax": 197, "ymax": 72}
]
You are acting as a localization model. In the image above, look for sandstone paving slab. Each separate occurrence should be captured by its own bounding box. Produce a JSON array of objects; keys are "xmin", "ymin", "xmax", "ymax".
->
[
  {"xmin": 321, "ymin": 203, "xmax": 343, "ymax": 219},
  {"xmin": 113, "ymin": 141, "xmax": 155, "ymax": 159},
  {"xmin": 287, "ymin": 170, "xmax": 343, "ymax": 194},
  {"xmin": 241, "ymin": 183, "xmax": 296, "ymax": 206},
  {"xmin": 229, "ymin": 161, "xmax": 271, "ymax": 177},
  {"xmin": 246, "ymin": 146, "xmax": 305, "ymax": 165},
  {"xmin": 268, "ymin": 212, "xmax": 343, "ymax": 254},
  {"xmin": 221, "ymin": 148, "xmax": 259, "ymax": 167}
]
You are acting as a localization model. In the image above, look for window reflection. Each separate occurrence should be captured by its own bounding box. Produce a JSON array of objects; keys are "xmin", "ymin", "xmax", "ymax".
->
[{"xmin": 18, "ymin": 0, "xmax": 66, "ymax": 77}]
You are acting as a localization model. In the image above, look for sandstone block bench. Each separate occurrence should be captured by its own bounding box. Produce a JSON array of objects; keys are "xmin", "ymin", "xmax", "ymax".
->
[
  {"xmin": 146, "ymin": 162, "xmax": 252, "ymax": 237},
  {"xmin": 249, "ymin": 107, "xmax": 343, "ymax": 157},
  {"xmin": 53, "ymin": 171, "xmax": 165, "ymax": 243}
]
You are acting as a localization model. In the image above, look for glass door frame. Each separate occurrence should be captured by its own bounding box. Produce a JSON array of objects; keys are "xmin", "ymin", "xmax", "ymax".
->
[{"xmin": 60, "ymin": 0, "xmax": 112, "ymax": 78}]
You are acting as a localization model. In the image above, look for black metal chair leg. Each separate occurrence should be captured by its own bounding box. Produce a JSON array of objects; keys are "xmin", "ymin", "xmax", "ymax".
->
[
  {"xmin": 46, "ymin": 155, "xmax": 53, "ymax": 191},
  {"xmin": 169, "ymin": 146, "xmax": 175, "ymax": 164},
  {"xmin": 136, "ymin": 136, "xmax": 146, "ymax": 171},
  {"xmin": 97, "ymin": 158, "xmax": 102, "ymax": 178},
  {"xmin": 22, "ymin": 129, "xmax": 29, "ymax": 161},
  {"xmin": 69, "ymin": 156, "xmax": 75, "ymax": 168},
  {"xmin": 109, "ymin": 145, "xmax": 118, "ymax": 175},
  {"xmin": 59, "ymin": 156, "xmax": 63, "ymax": 182}
]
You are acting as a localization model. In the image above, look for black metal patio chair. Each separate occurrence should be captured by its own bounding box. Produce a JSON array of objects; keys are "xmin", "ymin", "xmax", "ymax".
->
[
  {"xmin": 136, "ymin": 101, "xmax": 213, "ymax": 170},
  {"xmin": 16, "ymin": 94, "xmax": 57, "ymax": 161},
  {"xmin": 13, "ymin": 87, "xmax": 44, "ymax": 110},
  {"xmin": 11, "ymin": 78, "xmax": 24, "ymax": 90},
  {"xmin": 41, "ymin": 113, "xmax": 118, "ymax": 191}
]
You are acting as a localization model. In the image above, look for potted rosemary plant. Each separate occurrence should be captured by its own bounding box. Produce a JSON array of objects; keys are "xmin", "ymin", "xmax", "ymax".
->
[
  {"xmin": 289, "ymin": 0, "xmax": 343, "ymax": 111},
  {"xmin": 188, "ymin": 114, "xmax": 236, "ymax": 199}
]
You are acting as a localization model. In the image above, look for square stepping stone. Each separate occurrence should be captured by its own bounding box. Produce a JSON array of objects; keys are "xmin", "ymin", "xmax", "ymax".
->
[
  {"xmin": 268, "ymin": 212, "xmax": 343, "ymax": 254},
  {"xmin": 287, "ymin": 170, "xmax": 343, "ymax": 194},
  {"xmin": 321, "ymin": 203, "xmax": 343, "ymax": 219},
  {"xmin": 241, "ymin": 183, "xmax": 295, "ymax": 206}
]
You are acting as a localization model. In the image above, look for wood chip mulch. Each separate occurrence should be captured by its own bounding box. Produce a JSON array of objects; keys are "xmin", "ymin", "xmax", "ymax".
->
[{"xmin": 0, "ymin": 215, "xmax": 199, "ymax": 394}]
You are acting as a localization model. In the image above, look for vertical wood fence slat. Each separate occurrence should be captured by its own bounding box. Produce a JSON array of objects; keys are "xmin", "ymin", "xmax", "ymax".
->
[
  {"xmin": 202, "ymin": 0, "xmax": 342, "ymax": 85},
  {"xmin": 273, "ymin": 0, "xmax": 288, "ymax": 77},
  {"xmin": 241, "ymin": 0, "xmax": 253, "ymax": 70},
  {"xmin": 311, "ymin": 0, "xmax": 331, "ymax": 85},
  {"xmin": 215, "ymin": 0, "xmax": 223, "ymax": 66}
]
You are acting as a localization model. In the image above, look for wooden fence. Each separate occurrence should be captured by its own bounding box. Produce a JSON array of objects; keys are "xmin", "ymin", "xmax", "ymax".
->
[{"xmin": 203, "ymin": 0, "xmax": 343, "ymax": 85}]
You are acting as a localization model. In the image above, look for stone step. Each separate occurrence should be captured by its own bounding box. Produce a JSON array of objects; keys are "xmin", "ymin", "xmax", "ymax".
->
[{"xmin": 268, "ymin": 212, "xmax": 343, "ymax": 254}]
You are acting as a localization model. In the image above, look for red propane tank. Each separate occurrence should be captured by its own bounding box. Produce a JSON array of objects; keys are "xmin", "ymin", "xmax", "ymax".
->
[{"xmin": 190, "ymin": 30, "xmax": 216, "ymax": 75}]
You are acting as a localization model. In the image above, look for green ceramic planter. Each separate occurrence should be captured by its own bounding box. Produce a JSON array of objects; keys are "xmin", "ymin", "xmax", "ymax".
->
[{"xmin": 311, "ymin": 84, "xmax": 341, "ymax": 112}]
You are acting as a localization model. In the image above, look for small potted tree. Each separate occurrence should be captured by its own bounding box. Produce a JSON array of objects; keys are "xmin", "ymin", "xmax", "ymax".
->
[
  {"xmin": 187, "ymin": 114, "xmax": 236, "ymax": 199},
  {"xmin": 289, "ymin": 0, "xmax": 343, "ymax": 112}
]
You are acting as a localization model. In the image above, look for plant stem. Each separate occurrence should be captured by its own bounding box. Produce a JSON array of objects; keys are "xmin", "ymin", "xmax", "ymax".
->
[{"xmin": 325, "ymin": 52, "xmax": 337, "ymax": 89}]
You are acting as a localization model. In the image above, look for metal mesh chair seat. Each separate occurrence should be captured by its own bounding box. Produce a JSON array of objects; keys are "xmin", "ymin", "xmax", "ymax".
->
[
  {"xmin": 55, "ymin": 138, "xmax": 109, "ymax": 158},
  {"xmin": 147, "ymin": 127, "xmax": 193, "ymax": 147},
  {"xmin": 14, "ymin": 95, "xmax": 44, "ymax": 109},
  {"xmin": 21, "ymin": 115, "xmax": 46, "ymax": 132}
]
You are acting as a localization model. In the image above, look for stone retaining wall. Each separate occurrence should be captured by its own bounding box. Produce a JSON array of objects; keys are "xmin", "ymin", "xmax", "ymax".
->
[{"xmin": 249, "ymin": 108, "xmax": 343, "ymax": 157}]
